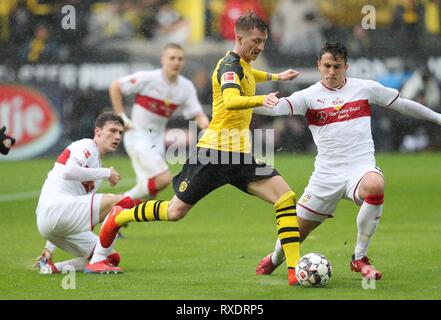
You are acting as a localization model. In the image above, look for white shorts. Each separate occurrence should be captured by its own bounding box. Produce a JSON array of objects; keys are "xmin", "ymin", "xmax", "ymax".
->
[
  {"xmin": 124, "ymin": 129, "xmax": 169, "ymax": 181},
  {"xmin": 36, "ymin": 193, "xmax": 102, "ymax": 257},
  {"xmin": 297, "ymin": 165, "xmax": 383, "ymax": 222}
]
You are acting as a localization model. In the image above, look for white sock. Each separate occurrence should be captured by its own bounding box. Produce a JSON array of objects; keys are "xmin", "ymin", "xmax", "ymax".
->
[
  {"xmin": 124, "ymin": 181, "xmax": 149, "ymax": 199},
  {"xmin": 271, "ymin": 238, "xmax": 286, "ymax": 266},
  {"xmin": 54, "ymin": 257, "xmax": 87, "ymax": 272},
  {"xmin": 89, "ymin": 240, "xmax": 115, "ymax": 264},
  {"xmin": 354, "ymin": 202, "xmax": 383, "ymax": 260},
  {"xmin": 89, "ymin": 215, "xmax": 117, "ymax": 264}
]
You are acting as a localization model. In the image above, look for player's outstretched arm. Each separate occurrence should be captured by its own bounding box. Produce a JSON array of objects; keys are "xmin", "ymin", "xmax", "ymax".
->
[
  {"xmin": 62, "ymin": 162, "xmax": 112, "ymax": 182},
  {"xmin": 254, "ymin": 97, "xmax": 293, "ymax": 116},
  {"xmin": 252, "ymin": 69, "xmax": 299, "ymax": 82},
  {"xmin": 223, "ymin": 87, "xmax": 267, "ymax": 110},
  {"xmin": 387, "ymin": 97, "xmax": 441, "ymax": 125},
  {"xmin": 109, "ymin": 80, "xmax": 133, "ymax": 130},
  {"xmin": 277, "ymin": 69, "xmax": 300, "ymax": 81}
]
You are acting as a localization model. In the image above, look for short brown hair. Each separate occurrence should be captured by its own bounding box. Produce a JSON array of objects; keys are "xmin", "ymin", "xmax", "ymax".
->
[
  {"xmin": 234, "ymin": 11, "xmax": 269, "ymax": 35},
  {"xmin": 319, "ymin": 41, "xmax": 348, "ymax": 63},
  {"xmin": 95, "ymin": 112, "xmax": 124, "ymax": 129}
]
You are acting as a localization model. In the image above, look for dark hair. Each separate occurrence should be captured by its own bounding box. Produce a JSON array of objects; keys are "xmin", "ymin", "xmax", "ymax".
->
[
  {"xmin": 318, "ymin": 41, "xmax": 348, "ymax": 63},
  {"xmin": 235, "ymin": 11, "xmax": 269, "ymax": 34},
  {"xmin": 95, "ymin": 112, "xmax": 124, "ymax": 129}
]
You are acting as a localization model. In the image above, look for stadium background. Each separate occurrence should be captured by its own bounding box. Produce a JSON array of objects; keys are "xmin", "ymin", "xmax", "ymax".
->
[
  {"xmin": 1, "ymin": 0, "xmax": 441, "ymax": 302},
  {"xmin": 1, "ymin": 0, "xmax": 441, "ymax": 160}
]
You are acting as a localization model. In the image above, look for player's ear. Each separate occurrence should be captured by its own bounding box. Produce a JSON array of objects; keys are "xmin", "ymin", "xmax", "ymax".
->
[
  {"xmin": 94, "ymin": 127, "xmax": 101, "ymax": 138},
  {"xmin": 235, "ymin": 33, "xmax": 243, "ymax": 44}
]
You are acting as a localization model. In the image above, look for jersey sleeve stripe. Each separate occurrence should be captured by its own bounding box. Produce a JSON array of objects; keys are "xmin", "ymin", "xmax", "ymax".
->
[
  {"xmin": 385, "ymin": 92, "xmax": 400, "ymax": 107},
  {"xmin": 283, "ymin": 98, "xmax": 294, "ymax": 115}
]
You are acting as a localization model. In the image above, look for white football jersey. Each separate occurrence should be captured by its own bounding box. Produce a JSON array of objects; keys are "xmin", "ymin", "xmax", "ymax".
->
[
  {"xmin": 40, "ymin": 139, "xmax": 104, "ymax": 197},
  {"xmin": 119, "ymin": 69, "xmax": 203, "ymax": 133},
  {"xmin": 283, "ymin": 78, "xmax": 399, "ymax": 171}
]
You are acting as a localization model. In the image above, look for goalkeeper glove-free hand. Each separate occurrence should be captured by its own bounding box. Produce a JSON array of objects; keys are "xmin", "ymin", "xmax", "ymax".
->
[{"xmin": 0, "ymin": 126, "xmax": 16, "ymax": 155}]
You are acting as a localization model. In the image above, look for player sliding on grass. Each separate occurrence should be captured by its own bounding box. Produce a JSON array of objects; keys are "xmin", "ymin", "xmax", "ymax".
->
[
  {"xmin": 254, "ymin": 41, "xmax": 441, "ymax": 280},
  {"xmin": 90, "ymin": 12, "xmax": 303, "ymax": 286},
  {"xmin": 34, "ymin": 112, "xmax": 136, "ymax": 274}
]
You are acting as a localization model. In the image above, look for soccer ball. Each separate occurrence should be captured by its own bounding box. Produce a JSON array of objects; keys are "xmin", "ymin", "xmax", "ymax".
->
[{"xmin": 295, "ymin": 253, "xmax": 332, "ymax": 287}]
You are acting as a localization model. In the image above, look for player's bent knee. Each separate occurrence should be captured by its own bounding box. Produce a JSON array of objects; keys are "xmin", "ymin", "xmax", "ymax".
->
[
  {"xmin": 359, "ymin": 174, "xmax": 384, "ymax": 197},
  {"xmin": 167, "ymin": 196, "xmax": 192, "ymax": 221},
  {"xmin": 167, "ymin": 208, "xmax": 187, "ymax": 221}
]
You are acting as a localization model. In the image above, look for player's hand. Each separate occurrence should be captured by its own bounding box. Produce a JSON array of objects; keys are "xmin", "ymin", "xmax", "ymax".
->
[
  {"xmin": 0, "ymin": 126, "xmax": 16, "ymax": 155},
  {"xmin": 263, "ymin": 92, "xmax": 279, "ymax": 108},
  {"xmin": 32, "ymin": 248, "xmax": 52, "ymax": 269},
  {"xmin": 119, "ymin": 113, "xmax": 133, "ymax": 131},
  {"xmin": 278, "ymin": 69, "xmax": 300, "ymax": 81},
  {"xmin": 108, "ymin": 167, "xmax": 121, "ymax": 187}
]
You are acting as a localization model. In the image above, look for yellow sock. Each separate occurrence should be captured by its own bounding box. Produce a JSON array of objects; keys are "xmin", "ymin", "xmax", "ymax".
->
[
  {"xmin": 274, "ymin": 191, "xmax": 300, "ymax": 270},
  {"xmin": 115, "ymin": 200, "xmax": 169, "ymax": 226}
]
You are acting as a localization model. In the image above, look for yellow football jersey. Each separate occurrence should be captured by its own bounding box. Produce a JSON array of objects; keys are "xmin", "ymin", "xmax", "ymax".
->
[{"xmin": 197, "ymin": 51, "xmax": 268, "ymax": 153}]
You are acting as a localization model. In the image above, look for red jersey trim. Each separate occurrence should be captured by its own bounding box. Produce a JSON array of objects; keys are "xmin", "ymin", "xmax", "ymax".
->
[
  {"xmin": 320, "ymin": 78, "xmax": 347, "ymax": 91},
  {"xmin": 305, "ymin": 99, "xmax": 371, "ymax": 126},
  {"xmin": 90, "ymin": 193, "xmax": 95, "ymax": 230},
  {"xmin": 56, "ymin": 148, "xmax": 71, "ymax": 165},
  {"xmin": 282, "ymin": 97, "xmax": 294, "ymax": 115},
  {"xmin": 135, "ymin": 95, "xmax": 178, "ymax": 118},
  {"xmin": 352, "ymin": 170, "xmax": 384, "ymax": 203},
  {"xmin": 298, "ymin": 203, "xmax": 334, "ymax": 218}
]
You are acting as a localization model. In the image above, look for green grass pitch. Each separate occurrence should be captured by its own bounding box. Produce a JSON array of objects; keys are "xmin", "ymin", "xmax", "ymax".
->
[{"xmin": 0, "ymin": 153, "xmax": 440, "ymax": 300}]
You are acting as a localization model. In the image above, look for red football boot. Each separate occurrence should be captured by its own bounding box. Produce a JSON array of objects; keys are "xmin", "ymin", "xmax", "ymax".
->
[
  {"xmin": 100, "ymin": 206, "xmax": 124, "ymax": 248},
  {"xmin": 84, "ymin": 259, "xmax": 123, "ymax": 274},
  {"xmin": 256, "ymin": 253, "xmax": 281, "ymax": 275},
  {"xmin": 288, "ymin": 268, "xmax": 298, "ymax": 286},
  {"xmin": 350, "ymin": 255, "xmax": 382, "ymax": 280}
]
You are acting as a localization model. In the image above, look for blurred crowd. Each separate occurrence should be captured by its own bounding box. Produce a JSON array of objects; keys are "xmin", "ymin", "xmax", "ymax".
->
[
  {"xmin": 1, "ymin": 0, "xmax": 441, "ymax": 153},
  {"xmin": 0, "ymin": 0, "xmax": 440, "ymax": 64}
]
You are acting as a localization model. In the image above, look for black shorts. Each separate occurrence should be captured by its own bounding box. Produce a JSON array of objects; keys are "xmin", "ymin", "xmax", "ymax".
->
[{"xmin": 173, "ymin": 148, "xmax": 280, "ymax": 205}]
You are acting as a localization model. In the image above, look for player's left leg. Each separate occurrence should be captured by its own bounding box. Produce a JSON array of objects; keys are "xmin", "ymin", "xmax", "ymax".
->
[
  {"xmin": 124, "ymin": 133, "xmax": 170, "ymax": 201},
  {"xmin": 349, "ymin": 171, "xmax": 384, "ymax": 279},
  {"xmin": 86, "ymin": 194, "xmax": 135, "ymax": 270},
  {"xmin": 246, "ymin": 175, "xmax": 300, "ymax": 285},
  {"xmin": 256, "ymin": 216, "xmax": 322, "ymax": 275},
  {"xmin": 255, "ymin": 175, "xmax": 342, "ymax": 278}
]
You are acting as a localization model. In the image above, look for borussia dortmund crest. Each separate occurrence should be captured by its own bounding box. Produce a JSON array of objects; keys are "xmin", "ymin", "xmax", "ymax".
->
[{"xmin": 179, "ymin": 180, "xmax": 188, "ymax": 192}]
